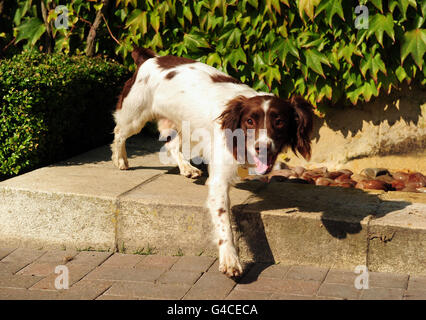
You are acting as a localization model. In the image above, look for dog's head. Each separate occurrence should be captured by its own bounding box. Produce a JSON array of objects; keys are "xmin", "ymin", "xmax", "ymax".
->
[{"xmin": 219, "ymin": 95, "xmax": 314, "ymax": 174}]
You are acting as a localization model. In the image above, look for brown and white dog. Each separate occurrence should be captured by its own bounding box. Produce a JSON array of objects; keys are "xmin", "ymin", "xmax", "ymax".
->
[{"xmin": 111, "ymin": 47, "xmax": 313, "ymax": 277}]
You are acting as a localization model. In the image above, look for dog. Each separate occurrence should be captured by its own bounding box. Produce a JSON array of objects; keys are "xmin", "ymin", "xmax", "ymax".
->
[{"xmin": 111, "ymin": 47, "xmax": 314, "ymax": 277}]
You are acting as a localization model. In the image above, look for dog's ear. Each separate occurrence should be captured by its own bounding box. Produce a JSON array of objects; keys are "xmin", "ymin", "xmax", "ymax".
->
[
  {"xmin": 289, "ymin": 96, "xmax": 314, "ymax": 160},
  {"xmin": 218, "ymin": 96, "xmax": 247, "ymax": 131},
  {"xmin": 131, "ymin": 47, "xmax": 157, "ymax": 66}
]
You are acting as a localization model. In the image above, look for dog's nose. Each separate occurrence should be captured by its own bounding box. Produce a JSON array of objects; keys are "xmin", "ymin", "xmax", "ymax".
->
[{"xmin": 255, "ymin": 141, "xmax": 271, "ymax": 155}]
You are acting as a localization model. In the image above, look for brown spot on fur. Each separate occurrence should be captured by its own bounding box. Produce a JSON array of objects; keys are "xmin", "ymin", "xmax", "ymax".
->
[
  {"xmin": 116, "ymin": 73, "xmax": 137, "ymax": 110},
  {"xmin": 218, "ymin": 208, "xmax": 226, "ymax": 216},
  {"xmin": 116, "ymin": 47, "xmax": 156, "ymax": 110},
  {"xmin": 219, "ymin": 240, "xmax": 225, "ymax": 246},
  {"xmin": 211, "ymin": 74, "xmax": 242, "ymax": 84},
  {"xmin": 157, "ymin": 55, "xmax": 196, "ymax": 70},
  {"xmin": 165, "ymin": 70, "xmax": 177, "ymax": 80}
]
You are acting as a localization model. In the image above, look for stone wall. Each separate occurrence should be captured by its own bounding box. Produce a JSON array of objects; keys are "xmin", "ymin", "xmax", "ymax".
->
[{"xmin": 281, "ymin": 85, "xmax": 426, "ymax": 173}]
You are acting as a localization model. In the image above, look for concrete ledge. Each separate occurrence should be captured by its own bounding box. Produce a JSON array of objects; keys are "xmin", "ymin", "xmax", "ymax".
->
[{"xmin": 1, "ymin": 136, "xmax": 425, "ymax": 275}]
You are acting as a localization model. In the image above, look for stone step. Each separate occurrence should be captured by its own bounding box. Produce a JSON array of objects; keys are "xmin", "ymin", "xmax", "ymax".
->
[{"xmin": 0, "ymin": 135, "xmax": 425, "ymax": 275}]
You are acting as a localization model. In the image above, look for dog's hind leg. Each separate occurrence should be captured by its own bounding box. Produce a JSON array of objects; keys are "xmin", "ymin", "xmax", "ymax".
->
[
  {"xmin": 158, "ymin": 118, "xmax": 202, "ymax": 178},
  {"xmin": 111, "ymin": 102, "xmax": 152, "ymax": 170}
]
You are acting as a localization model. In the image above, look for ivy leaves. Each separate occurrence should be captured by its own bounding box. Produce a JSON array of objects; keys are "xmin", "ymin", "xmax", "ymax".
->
[
  {"xmin": 9, "ymin": 0, "xmax": 426, "ymax": 109},
  {"xmin": 15, "ymin": 18, "xmax": 46, "ymax": 46},
  {"xmin": 401, "ymin": 29, "xmax": 426, "ymax": 70}
]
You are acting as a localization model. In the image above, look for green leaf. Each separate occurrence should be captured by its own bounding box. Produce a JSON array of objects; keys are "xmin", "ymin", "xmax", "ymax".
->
[
  {"xmin": 367, "ymin": 14, "xmax": 395, "ymax": 46},
  {"xmin": 360, "ymin": 52, "xmax": 387, "ymax": 82},
  {"xmin": 226, "ymin": 47, "xmax": 247, "ymax": 69},
  {"xmin": 347, "ymin": 86, "xmax": 363, "ymax": 105},
  {"xmin": 389, "ymin": 0, "xmax": 417, "ymax": 20},
  {"xmin": 298, "ymin": 0, "xmax": 320, "ymax": 21},
  {"xmin": 150, "ymin": 12, "xmax": 160, "ymax": 32},
  {"xmin": 370, "ymin": 0, "xmax": 383, "ymax": 13},
  {"xmin": 395, "ymin": 65, "xmax": 408, "ymax": 82},
  {"xmin": 225, "ymin": 28, "xmax": 242, "ymax": 47},
  {"xmin": 246, "ymin": 0, "xmax": 258, "ymax": 9},
  {"xmin": 317, "ymin": 83, "xmax": 332, "ymax": 101},
  {"xmin": 183, "ymin": 32, "xmax": 210, "ymax": 51},
  {"xmin": 362, "ymin": 79, "xmax": 380, "ymax": 102},
  {"xmin": 126, "ymin": 10, "xmax": 148, "ymax": 36},
  {"xmin": 266, "ymin": 0, "xmax": 281, "ymax": 15},
  {"xmin": 338, "ymin": 43, "xmax": 360, "ymax": 66},
  {"xmin": 15, "ymin": 18, "xmax": 46, "ymax": 46},
  {"xmin": 183, "ymin": 6, "xmax": 193, "ymax": 23},
  {"xmin": 273, "ymin": 37, "xmax": 299, "ymax": 67},
  {"xmin": 206, "ymin": 52, "xmax": 222, "ymax": 66},
  {"xmin": 401, "ymin": 29, "xmax": 426, "ymax": 70},
  {"xmin": 304, "ymin": 49, "xmax": 330, "ymax": 78},
  {"xmin": 316, "ymin": 0, "xmax": 345, "ymax": 27},
  {"xmin": 260, "ymin": 65, "xmax": 281, "ymax": 88}
]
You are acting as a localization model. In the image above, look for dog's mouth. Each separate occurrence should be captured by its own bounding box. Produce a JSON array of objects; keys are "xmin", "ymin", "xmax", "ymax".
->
[{"xmin": 253, "ymin": 154, "xmax": 275, "ymax": 175}]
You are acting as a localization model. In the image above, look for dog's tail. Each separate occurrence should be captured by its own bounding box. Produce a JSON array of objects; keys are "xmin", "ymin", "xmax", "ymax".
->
[{"xmin": 131, "ymin": 47, "xmax": 157, "ymax": 67}]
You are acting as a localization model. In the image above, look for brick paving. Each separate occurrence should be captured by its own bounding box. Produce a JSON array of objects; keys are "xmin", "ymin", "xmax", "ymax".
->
[{"xmin": 0, "ymin": 247, "xmax": 425, "ymax": 300}]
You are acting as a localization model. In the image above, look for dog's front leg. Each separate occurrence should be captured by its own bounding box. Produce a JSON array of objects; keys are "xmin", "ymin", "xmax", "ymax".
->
[{"xmin": 207, "ymin": 168, "xmax": 242, "ymax": 278}]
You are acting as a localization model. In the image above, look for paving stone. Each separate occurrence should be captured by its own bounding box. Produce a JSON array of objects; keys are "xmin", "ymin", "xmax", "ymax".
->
[
  {"xmin": 236, "ymin": 277, "xmax": 320, "ymax": 296},
  {"xmin": 64, "ymin": 280, "xmax": 113, "ymax": 300},
  {"xmin": 183, "ymin": 272, "xmax": 236, "ymax": 300},
  {"xmin": 34, "ymin": 249, "xmax": 78, "ymax": 264},
  {"xmin": 0, "ymin": 273, "xmax": 43, "ymax": 289},
  {"xmin": 407, "ymin": 276, "xmax": 426, "ymax": 291},
  {"xmin": 235, "ymin": 277, "xmax": 284, "ymax": 292},
  {"xmin": 0, "ymin": 280, "xmax": 112, "ymax": 300},
  {"xmin": 315, "ymin": 296, "xmax": 343, "ymax": 300},
  {"xmin": 325, "ymin": 269, "xmax": 358, "ymax": 286},
  {"xmin": 0, "ymin": 248, "xmax": 16, "ymax": 260},
  {"xmin": 106, "ymin": 281, "xmax": 190, "ymax": 299},
  {"xmin": 158, "ymin": 270, "xmax": 202, "ymax": 286},
  {"xmin": 0, "ymin": 248, "xmax": 46, "ymax": 274},
  {"xmin": 270, "ymin": 293, "xmax": 316, "ymax": 300},
  {"xmin": 0, "ymin": 287, "xmax": 60, "ymax": 300},
  {"xmin": 404, "ymin": 289, "xmax": 426, "ymax": 300},
  {"xmin": 171, "ymin": 256, "xmax": 216, "ymax": 273},
  {"xmin": 247, "ymin": 263, "xmax": 290, "ymax": 280},
  {"xmin": 85, "ymin": 265, "xmax": 166, "ymax": 282},
  {"xmin": 368, "ymin": 272, "xmax": 409, "ymax": 289},
  {"xmin": 286, "ymin": 265, "xmax": 329, "ymax": 282},
  {"xmin": 276, "ymin": 279, "xmax": 321, "ymax": 296},
  {"xmin": 318, "ymin": 283, "xmax": 361, "ymax": 300},
  {"xmin": 96, "ymin": 294, "xmax": 139, "ymax": 300},
  {"xmin": 68, "ymin": 251, "xmax": 112, "ymax": 267},
  {"xmin": 226, "ymin": 290, "xmax": 272, "ymax": 300},
  {"xmin": 101, "ymin": 253, "xmax": 145, "ymax": 268},
  {"xmin": 30, "ymin": 263, "xmax": 96, "ymax": 290},
  {"xmin": 360, "ymin": 287, "xmax": 404, "ymax": 300},
  {"xmin": 135, "ymin": 255, "xmax": 179, "ymax": 269},
  {"xmin": 17, "ymin": 263, "xmax": 60, "ymax": 277}
]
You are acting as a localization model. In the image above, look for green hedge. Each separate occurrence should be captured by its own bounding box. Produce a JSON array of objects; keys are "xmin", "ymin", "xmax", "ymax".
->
[
  {"xmin": 0, "ymin": 51, "xmax": 130, "ymax": 180},
  {"xmin": 7, "ymin": 0, "xmax": 426, "ymax": 111}
]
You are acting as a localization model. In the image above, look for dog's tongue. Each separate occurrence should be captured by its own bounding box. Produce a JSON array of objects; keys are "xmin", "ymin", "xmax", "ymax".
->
[{"xmin": 254, "ymin": 155, "xmax": 268, "ymax": 175}]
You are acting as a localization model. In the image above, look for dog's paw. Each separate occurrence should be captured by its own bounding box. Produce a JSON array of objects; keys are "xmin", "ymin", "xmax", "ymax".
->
[
  {"xmin": 180, "ymin": 164, "xmax": 202, "ymax": 179},
  {"xmin": 219, "ymin": 249, "xmax": 243, "ymax": 278},
  {"xmin": 118, "ymin": 158, "xmax": 129, "ymax": 170}
]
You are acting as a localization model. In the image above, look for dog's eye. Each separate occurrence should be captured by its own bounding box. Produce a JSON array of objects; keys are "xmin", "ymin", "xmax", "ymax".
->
[
  {"xmin": 247, "ymin": 118, "xmax": 254, "ymax": 126},
  {"xmin": 275, "ymin": 119, "xmax": 284, "ymax": 127}
]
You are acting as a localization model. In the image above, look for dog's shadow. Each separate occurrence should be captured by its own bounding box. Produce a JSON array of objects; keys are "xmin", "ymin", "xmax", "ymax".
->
[{"xmin": 190, "ymin": 173, "xmax": 411, "ymax": 283}]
